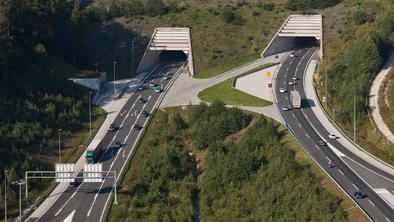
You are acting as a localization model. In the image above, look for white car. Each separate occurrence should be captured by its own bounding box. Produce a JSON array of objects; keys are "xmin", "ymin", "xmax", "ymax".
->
[
  {"xmin": 290, "ymin": 52, "xmax": 295, "ymax": 58},
  {"xmin": 328, "ymin": 134, "xmax": 336, "ymax": 139},
  {"xmin": 292, "ymin": 76, "xmax": 297, "ymax": 81},
  {"xmin": 288, "ymin": 81, "xmax": 294, "ymax": 86},
  {"xmin": 279, "ymin": 88, "xmax": 286, "ymax": 93},
  {"xmin": 282, "ymin": 106, "xmax": 290, "ymax": 111}
]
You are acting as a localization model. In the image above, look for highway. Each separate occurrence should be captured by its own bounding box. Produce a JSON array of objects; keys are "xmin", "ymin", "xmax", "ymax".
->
[
  {"xmin": 26, "ymin": 62, "xmax": 184, "ymax": 222},
  {"xmin": 275, "ymin": 47, "xmax": 394, "ymax": 221}
]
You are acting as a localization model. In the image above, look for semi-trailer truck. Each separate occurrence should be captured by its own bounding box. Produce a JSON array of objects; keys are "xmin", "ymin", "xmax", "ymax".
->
[
  {"xmin": 86, "ymin": 139, "xmax": 104, "ymax": 164},
  {"xmin": 290, "ymin": 90, "xmax": 301, "ymax": 108}
]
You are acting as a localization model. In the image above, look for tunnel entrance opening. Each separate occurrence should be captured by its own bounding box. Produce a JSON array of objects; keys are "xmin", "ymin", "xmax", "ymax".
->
[
  {"xmin": 159, "ymin": 51, "xmax": 187, "ymax": 63},
  {"xmin": 293, "ymin": 37, "xmax": 319, "ymax": 49}
]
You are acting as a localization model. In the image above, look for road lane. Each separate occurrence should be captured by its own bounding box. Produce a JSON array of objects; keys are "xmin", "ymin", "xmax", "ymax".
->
[
  {"xmin": 28, "ymin": 63, "xmax": 184, "ymax": 222},
  {"xmin": 275, "ymin": 48, "xmax": 394, "ymax": 221}
]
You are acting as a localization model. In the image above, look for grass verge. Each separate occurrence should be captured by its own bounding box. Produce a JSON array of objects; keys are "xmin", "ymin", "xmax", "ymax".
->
[
  {"xmin": 194, "ymin": 54, "xmax": 259, "ymax": 79},
  {"xmin": 198, "ymin": 63, "xmax": 276, "ymax": 107},
  {"xmin": 198, "ymin": 77, "xmax": 271, "ymax": 107}
]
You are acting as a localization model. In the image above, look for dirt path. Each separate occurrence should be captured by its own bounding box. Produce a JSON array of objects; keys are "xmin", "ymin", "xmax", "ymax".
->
[{"xmin": 368, "ymin": 52, "xmax": 394, "ymax": 143}]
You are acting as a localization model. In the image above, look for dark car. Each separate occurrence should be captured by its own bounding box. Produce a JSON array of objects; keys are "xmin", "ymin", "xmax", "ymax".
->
[
  {"xmin": 354, "ymin": 191, "xmax": 366, "ymax": 199},
  {"xmin": 69, "ymin": 180, "xmax": 81, "ymax": 188},
  {"xmin": 114, "ymin": 141, "xmax": 122, "ymax": 149},
  {"xmin": 109, "ymin": 123, "xmax": 119, "ymax": 132},
  {"xmin": 141, "ymin": 111, "xmax": 149, "ymax": 117},
  {"xmin": 138, "ymin": 97, "xmax": 146, "ymax": 104},
  {"xmin": 133, "ymin": 124, "xmax": 142, "ymax": 130},
  {"xmin": 318, "ymin": 139, "xmax": 327, "ymax": 146}
]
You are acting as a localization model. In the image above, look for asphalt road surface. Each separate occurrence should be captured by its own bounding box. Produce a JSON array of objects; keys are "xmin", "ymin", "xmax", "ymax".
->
[
  {"xmin": 276, "ymin": 47, "xmax": 394, "ymax": 221},
  {"xmin": 27, "ymin": 62, "xmax": 184, "ymax": 222}
]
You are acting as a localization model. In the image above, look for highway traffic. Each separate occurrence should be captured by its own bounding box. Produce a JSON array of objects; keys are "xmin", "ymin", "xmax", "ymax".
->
[
  {"xmin": 26, "ymin": 62, "xmax": 184, "ymax": 222},
  {"xmin": 275, "ymin": 47, "xmax": 394, "ymax": 221}
]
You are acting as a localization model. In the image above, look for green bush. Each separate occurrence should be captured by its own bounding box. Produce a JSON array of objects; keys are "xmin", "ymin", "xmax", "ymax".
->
[{"xmin": 285, "ymin": 0, "xmax": 342, "ymax": 10}]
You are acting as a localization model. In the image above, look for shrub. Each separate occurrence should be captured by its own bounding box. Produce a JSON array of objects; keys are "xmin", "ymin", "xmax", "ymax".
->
[{"xmin": 285, "ymin": 0, "xmax": 342, "ymax": 10}]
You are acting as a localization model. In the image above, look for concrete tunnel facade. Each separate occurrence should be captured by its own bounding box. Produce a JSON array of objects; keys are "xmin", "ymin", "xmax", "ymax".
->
[
  {"xmin": 262, "ymin": 14, "xmax": 323, "ymax": 59},
  {"xmin": 136, "ymin": 27, "xmax": 194, "ymax": 75}
]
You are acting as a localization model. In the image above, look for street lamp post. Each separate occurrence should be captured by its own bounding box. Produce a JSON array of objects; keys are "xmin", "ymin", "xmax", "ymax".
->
[
  {"xmin": 12, "ymin": 180, "xmax": 25, "ymax": 222},
  {"xmin": 89, "ymin": 91, "xmax": 92, "ymax": 135},
  {"xmin": 131, "ymin": 40, "xmax": 135, "ymax": 75},
  {"xmin": 95, "ymin": 62, "xmax": 98, "ymax": 75},
  {"xmin": 4, "ymin": 170, "xmax": 7, "ymax": 222},
  {"xmin": 353, "ymin": 87, "xmax": 356, "ymax": 142},
  {"xmin": 113, "ymin": 61, "xmax": 117, "ymax": 95},
  {"xmin": 58, "ymin": 129, "xmax": 62, "ymax": 163}
]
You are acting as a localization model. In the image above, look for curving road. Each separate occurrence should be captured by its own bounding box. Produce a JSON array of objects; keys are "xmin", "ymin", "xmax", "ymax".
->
[
  {"xmin": 26, "ymin": 62, "xmax": 184, "ymax": 222},
  {"xmin": 275, "ymin": 47, "xmax": 394, "ymax": 221}
]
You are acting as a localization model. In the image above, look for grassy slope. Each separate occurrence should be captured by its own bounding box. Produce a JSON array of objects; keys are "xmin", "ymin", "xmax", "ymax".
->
[
  {"xmin": 107, "ymin": 107, "xmax": 366, "ymax": 221},
  {"xmin": 115, "ymin": 1, "xmax": 289, "ymax": 78},
  {"xmin": 318, "ymin": 0, "xmax": 394, "ymax": 165}
]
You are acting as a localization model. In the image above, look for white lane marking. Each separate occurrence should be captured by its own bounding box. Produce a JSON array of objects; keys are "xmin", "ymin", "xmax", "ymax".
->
[
  {"xmin": 111, "ymin": 95, "xmax": 141, "ymax": 143},
  {"xmin": 54, "ymin": 187, "xmax": 81, "ymax": 216},
  {"xmin": 120, "ymin": 109, "xmax": 127, "ymax": 116},
  {"xmin": 326, "ymin": 144, "xmax": 346, "ymax": 157},
  {"xmin": 62, "ymin": 210, "xmax": 75, "ymax": 222},
  {"xmin": 368, "ymin": 199, "xmax": 375, "ymax": 207},
  {"xmin": 292, "ymin": 113, "xmax": 295, "ymax": 118},
  {"xmin": 315, "ymin": 145, "xmax": 320, "ymax": 150},
  {"xmin": 99, "ymin": 64, "xmax": 185, "ymax": 222},
  {"xmin": 88, "ymin": 95, "xmax": 152, "ymax": 217},
  {"xmin": 338, "ymin": 169, "xmax": 344, "ymax": 175},
  {"xmin": 286, "ymin": 67, "xmax": 289, "ymax": 72},
  {"xmin": 283, "ymin": 81, "xmax": 286, "ymax": 85},
  {"xmin": 345, "ymin": 157, "xmax": 394, "ymax": 183},
  {"xmin": 326, "ymin": 157, "xmax": 330, "ymax": 161},
  {"xmin": 352, "ymin": 184, "xmax": 359, "ymax": 190},
  {"xmin": 306, "ymin": 133, "xmax": 310, "ymax": 139},
  {"xmin": 297, "ymin": 123, "xmax": 302, "ymax": 128},
  {"xmin": 386, "ymin": 217, "xmax": 391, "ymax": 222},
  {"xmin": 285, "ymin": 73, "xmax": 287, "ymax": 78},
  {"xmin": 285, "ymin": 96, "xmax": 288, "ymax": 101}
]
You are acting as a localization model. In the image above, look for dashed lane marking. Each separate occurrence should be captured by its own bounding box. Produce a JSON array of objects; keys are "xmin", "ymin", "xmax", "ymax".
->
[{"xmin": 368, "ymin": 199, "xmax": 375, "ymax": 207}]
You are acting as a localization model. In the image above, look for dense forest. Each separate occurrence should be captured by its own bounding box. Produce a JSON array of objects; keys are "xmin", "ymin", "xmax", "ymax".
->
[
  {"xmin": 110, "ymin": 102, "xmax": 349, "ymax": 221},
  {"xmin": 0, "ymin": 0, "xmax": 104, "ymax": 218}
]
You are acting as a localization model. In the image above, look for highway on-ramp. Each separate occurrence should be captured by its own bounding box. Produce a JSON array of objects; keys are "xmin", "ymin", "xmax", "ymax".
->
[
  {"xmin": 275, "ymin": 47, "xmax": 394, "ymax": 221},
  {"xmin": 26, "ymin": 62, "xmax": 184, "ymax": 222}
]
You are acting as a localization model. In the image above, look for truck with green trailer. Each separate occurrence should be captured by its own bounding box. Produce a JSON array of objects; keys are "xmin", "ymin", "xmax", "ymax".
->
[{"xmin": 86, "ymin": 139, "xmax": 104, "ymax": 164}]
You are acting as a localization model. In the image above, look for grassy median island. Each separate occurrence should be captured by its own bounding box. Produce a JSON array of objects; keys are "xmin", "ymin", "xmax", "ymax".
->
[
  {"xmin": 198, "ymin": 64, "xmax": 275, "ymax": 107},
  {"xmin": 198, "ymin": 77, "xmax": 271, "ymax": 107},
  {"xmin": 107, "ymin": 102, "xmax": 359, "ymax": 221}
]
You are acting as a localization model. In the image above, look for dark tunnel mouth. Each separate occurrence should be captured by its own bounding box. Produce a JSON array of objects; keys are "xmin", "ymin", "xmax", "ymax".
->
[
  {"xmin": 159, "ymin": 50, "xmax": 187, "ymax": 63},
  {"xmin": 293, "ymin": 37, "xmax": 320, "ymax": 49}
]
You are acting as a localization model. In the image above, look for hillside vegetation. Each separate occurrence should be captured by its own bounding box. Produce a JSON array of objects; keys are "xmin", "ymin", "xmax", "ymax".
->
[
  {"xmin": 0, "ymin": 0, "xmax": 104, "ymax": 219},
  {"xmin": 109, "ymin": 102, "xmax": 351, "ymax": 221},
  {"xmin": 319, "ymin": 1, "xmax": 394, "ymax": 164}
]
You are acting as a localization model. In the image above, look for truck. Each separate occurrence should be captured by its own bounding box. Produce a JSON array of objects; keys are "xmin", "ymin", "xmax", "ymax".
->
[
  {"xmin": 85, "ymin": 139, "xmax": 104, "ymax": 164},
  {"xmin": 290, "ymin": 90, "xmax": 301, "ymax": 108}
]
